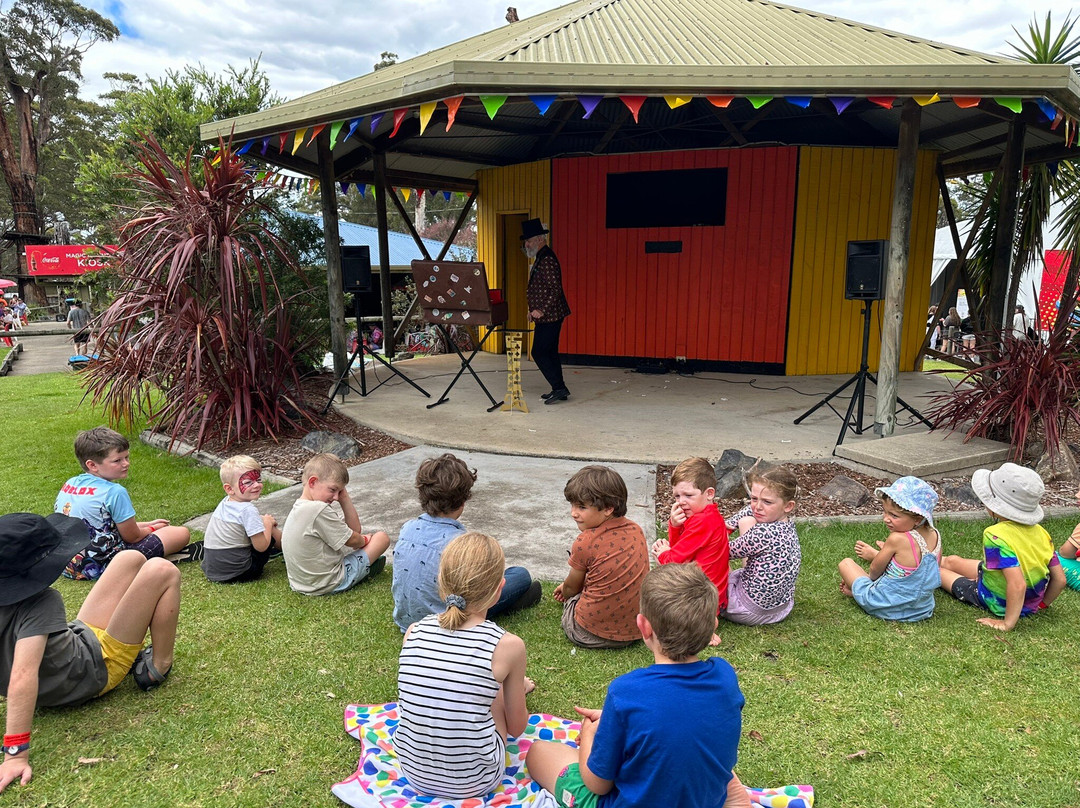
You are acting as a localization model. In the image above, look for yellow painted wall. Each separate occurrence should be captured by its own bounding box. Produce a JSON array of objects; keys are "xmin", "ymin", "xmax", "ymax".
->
[
  {"xmin": 475, "ymin": 160, "xmax": 552, "ymax": 353},
  {"xmin": 786, "ymin": 147, "xmax": 938, "ymax": 375}
]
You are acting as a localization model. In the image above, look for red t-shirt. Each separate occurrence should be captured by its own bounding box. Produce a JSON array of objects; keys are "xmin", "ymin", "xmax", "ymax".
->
[{"xmin": 659, "ymin": 503, "xmax": 731, "ymax": 610}]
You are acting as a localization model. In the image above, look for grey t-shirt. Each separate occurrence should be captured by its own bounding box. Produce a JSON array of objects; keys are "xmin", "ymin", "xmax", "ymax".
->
[
  {"xmin": 202, "ymin": 497, "xmax": 266, "ymax": 582},
  {"xmin": 0, "ymin": 588, "xmax": 107, "ymax": 707},
  {"xmin": 67, "ymin": 307, "xmax": 89, "ymax": 331}
]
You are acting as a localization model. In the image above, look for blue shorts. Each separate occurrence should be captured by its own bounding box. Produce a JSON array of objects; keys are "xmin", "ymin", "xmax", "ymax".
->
[{"xmin": 333, "ymin": 549, "xmax": 372, "ymax": 593}]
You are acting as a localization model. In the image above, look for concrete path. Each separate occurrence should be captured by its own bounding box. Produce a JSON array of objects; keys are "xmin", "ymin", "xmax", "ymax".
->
[
  {"xmin": 3, "ymin": 333, "xmax": 76, "ymax": 375},
  {"xmin": 186, "ymin": 445, "xmax": 656, "ymax": 582}
]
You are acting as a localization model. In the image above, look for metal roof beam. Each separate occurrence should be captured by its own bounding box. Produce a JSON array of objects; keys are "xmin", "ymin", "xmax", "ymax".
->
[
  {"xmin": 337, "ymin": 167, "xmax": 478, "ymax": 193},
  {"xmin": 940, "ymin": 132, "xmax": 1009, "ymax": 162},
  {"xmin": 919, "ymin": 112, "xmax": 1002, "ymax": 143},
  {"xmin": 943, "ymin": 141, "xmax": 1080, "ymax": 176}
]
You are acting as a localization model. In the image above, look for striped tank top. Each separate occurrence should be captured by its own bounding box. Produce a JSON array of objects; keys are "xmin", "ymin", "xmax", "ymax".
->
[{"xmin": 396, "ymin": 614, "xmax": 507, "ymax": 798}]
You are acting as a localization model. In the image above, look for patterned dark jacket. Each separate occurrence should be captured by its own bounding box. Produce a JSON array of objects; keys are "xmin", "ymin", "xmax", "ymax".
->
[{"xmin": 526, "ymin": 245, "xmax": 571, "ymax": 323}]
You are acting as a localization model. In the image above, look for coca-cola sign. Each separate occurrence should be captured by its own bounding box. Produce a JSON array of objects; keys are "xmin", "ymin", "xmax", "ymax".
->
[{"xmin": 25, "ymin": 245, "xmax": 119, "ymax": 276}]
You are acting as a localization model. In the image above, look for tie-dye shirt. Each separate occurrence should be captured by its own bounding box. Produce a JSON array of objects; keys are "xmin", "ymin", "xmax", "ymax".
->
[{"xmin": 977, "ymin": 521, "xmax": 1060, "ymax": 617}]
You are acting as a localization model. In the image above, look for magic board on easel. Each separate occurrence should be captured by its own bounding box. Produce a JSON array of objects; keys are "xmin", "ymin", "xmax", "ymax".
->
[{"xmin": 410, "ymin": 260, "xmax": 508, "ymax": 327}]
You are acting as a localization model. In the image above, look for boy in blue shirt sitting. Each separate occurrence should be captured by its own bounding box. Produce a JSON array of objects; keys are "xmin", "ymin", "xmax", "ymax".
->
[{"xmin": 526, "ymin": 563, "xmax": 748, "ymax": 808}]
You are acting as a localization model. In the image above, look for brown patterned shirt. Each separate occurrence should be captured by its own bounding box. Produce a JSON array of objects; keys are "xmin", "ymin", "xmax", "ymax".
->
[{"xmin": 568, "ymin": 516, "xmax": 649, "ymax": 641}]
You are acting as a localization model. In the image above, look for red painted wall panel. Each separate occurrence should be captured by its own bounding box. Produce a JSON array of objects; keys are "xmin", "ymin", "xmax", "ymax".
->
[{"xmin": 552, "ymin": 147, "xmax": 798, "ymax": 364}]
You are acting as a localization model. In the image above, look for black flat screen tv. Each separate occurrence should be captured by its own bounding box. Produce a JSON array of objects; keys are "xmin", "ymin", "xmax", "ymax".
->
[{"xmin": 606, "ymin": 167, "xmax": 727, "ymax": 229}]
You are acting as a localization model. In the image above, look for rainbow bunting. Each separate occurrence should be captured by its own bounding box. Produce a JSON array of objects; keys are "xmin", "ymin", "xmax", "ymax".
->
[
  {"xmin": 747, "ymin": 96, "xmax": 773, "ymax": 109},
  {"xmin": 401, "ymin": 188, "xmax": 411, "ymax": 201},
  {"xmin": 578, "ymin": 95, "xmax": 603, "ymax": 119},
  {"xmin": 868, "ymin": 97, "xmax": 895, "ymax": 109},
  {"xmin": 236, "ymin": 140, "xmax": 254, "ymax": 155},
  {"xmin": 305, "ymin": 124, "xmax": 326, "ymax": 147},
  {"xmin": 389, "ymin": 108, "xmax": 408, "ymax": 138},
  {"xmin": 530, "ymin": 95, "xmax": 557, "ymax": 115},
  {"xmin": 444, "ymin": 96, "xmax": 463, "ymax": 131},
  {"xmin": 913, "ymin": 94, "xmax": 940, "ymax": 106},
  {"xmin": 830, "ymin": 97, "xmax": 854, "ymax": 114},
  {"xmin": 292, "ymin": 129, "xmax": 306, "ymax": 155},
  {"xmin": 952, "ymin": 97, "xmax": 981, "ymax": 108},
  {"xmin": 995, "ymin": 97, "xmax": 1023, "ymax": 114},
  {"xmin": 369, "ymin": 112, "xmax": 384, "ymax": 134},
  {"xmin": 620, "ymin": 95, "xmax": 646, "ymax": 123},
  {"xmin": 480, "ymin": 95, "xmax": 507, "ymax": 119},
  {"xmin": 419, "ymin": 101, "xmax": 436, "ymax": 134},
  {"xmin": 785, "ymin": 97, "xmax": 812, "ymax": 109},
  {"xmin": 330, "ymin": 120, "xmax": 345, "ymax": 149},
  {"xmin": 707, "ymin": 96, "xmax": 734, "ymax": 108},
  {"xmin": 278, "ymin": 132, "xmax": 289, "ymax": 153},
  {"xmin": 664, "ymin": 95, "xmax": 692, "ymax": 109}
]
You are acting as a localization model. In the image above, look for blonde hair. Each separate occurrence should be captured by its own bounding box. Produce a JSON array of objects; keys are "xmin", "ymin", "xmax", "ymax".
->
[
  {"xmin": 745, "ymin": 463, "xmax": 798, "ymax": 503},
  {"xmin": 437, "ymin": 532, "xmax": 505, "ymax": 631},
  {"xmin": 220, "ymin": 454, "xmax": 261, "ymax": 486},
  {"xmin": 639, "ymin": 564, "xmax": 718, "ymax": 660},
  {"xmin": 671, "ymin": 457, "xmax": 716, "ymax": 493},
  {"xmin": 302, "ymin": 453, "xmax": 349, "ymax": 486}
]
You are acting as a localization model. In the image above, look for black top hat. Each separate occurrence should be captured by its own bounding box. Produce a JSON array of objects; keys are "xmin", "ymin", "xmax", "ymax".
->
[
  {"xmin": 0, "ymin": 513, "xmax": 93, "ymax": 606},
  {"xmin": 520, "ymin": 218, "xmax": 550, "ymax": 241}
]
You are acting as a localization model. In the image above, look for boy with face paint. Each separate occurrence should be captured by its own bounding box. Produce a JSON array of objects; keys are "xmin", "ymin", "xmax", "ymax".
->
[{"xmin": 201, "ymin": 455, "xmax": 283, "ymax": 584}]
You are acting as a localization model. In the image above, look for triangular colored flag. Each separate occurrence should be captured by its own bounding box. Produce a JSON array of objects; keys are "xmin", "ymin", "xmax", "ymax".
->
[
  {"xmin": 305, "ymin": 124, "xmax": 326, "ymax": 147},
  {"xmin": 236, "ymin": 140, "xmax": 254, "ymax": 155},
  {"xmin": 995, "ymin": 97, "xmax": 1023, "ymax": 114},
  {"xmin": 868, "ymin": 96, "xmax": 895, "ymax": 109},
  {"xmin": 664, "ymin": 95, "xmax": 692, "ymax": 109},
  {"xmin": 1036, "ymin": 99, "xmax": 1056, "ymax": 121},
  {"xmin": 370, "ymin": 112, "xmax": 385, "ymax": 134},
  {"xmin": 330, "ymin": 120, "xmax": 345, "ymax": 149},
  {"xmin": 785, "ymin": 97, "xmax": 812, "ymax": 109},
  {"xmin": 311, "ymin": 180, "xmax": 320, "ymax": 195},
  {"xmin": 260, "ymin": 137, "xmax": 270, "ymax": 155},
  {"xmin": 401, "ymin": 188, "xmax": 411, "ymax": 201},
  {"xmin": 389, "ymin": 108, "xmax": 408, "ymax": 137},
  {"xmin": 278, "ymin": 132, "xmax": 289, "ymax": 153},
  {"xmin": 358, "ymin": 184, "xmax": 367, "ymax": 197},
  {"xmin": 415, "ymin": 188, "xmax": 424, "ymax": 201},
  {"xmin": 830, "ymin": 97, "xmax": 855, "ymax": 114},
  {"xmin": 952, "ymin": 97, "xmax": 981, "ymax": 108},
  {"xmin": 707, "ymin": 96, "xmax": 734, "ymax": 108},
  {"xmin": 480, "ymin": 95, "xmax": 507, "ymax": 119},
  {"xmin": 255, "ymin": 170, "xmax": 266, "ymax": 181},
  {"xmin": 530, "ymin": 95, "xmax": 557, "ymax": 115},
  {"xmin": 211, "ymin": 154, "xmax": 222, "ymax": 166},
  {"xmin": 1048, "ymin": 161, "xmax": 1060, "ymax": 178},
  {"xmin": 444, "ymin": 96, "xmax": 463, "ymax": 131},
  {"xmin": 1052, "ymin": 109, "xmax": 1064, "ymax": 130},
  {"xmin": 427, "ymin": 189, "xmax": 438, "ymax": 198},
  {"xmin": 578, "ymin": 95, "xmax": 603, "ymax": 119},
  {"xmin": 620, "ymin": 96, "xmax": 646, "ymax": 123},
  {"xmin": 443, "ymin": 191, "xmax": 451, "ymax": 201},
  {"xmin": 292, "ymin": 129, "xmax": 306, "ymax": 155},
  {"xmin": 913, "ymin": 93, "xmax": 940, "ymax": 106},
  {"xmin": 340, "ymin": 182, "xmax": 350, "ymax": 194},
  {"xmin": 419, "ymin": 101, "xmax": 436, "ymax": 134},
  {"xmin": 748, "ymin": 96, "xmax": 773, "ymax": 109},
  {"xmin": 344, "ymin": 118, "xmax": 362, "ymax": 142}
]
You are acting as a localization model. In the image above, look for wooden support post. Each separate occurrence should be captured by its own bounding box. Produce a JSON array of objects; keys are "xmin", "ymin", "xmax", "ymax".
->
[
  {"xmin": 372, "ymin": 152, "xmax": 396, "ymax": 359},
  {"xmin": 316, "ymin": 129, "xmax": 347, "ymax": 377},
  {"xmin": 874, "ymin": 99, "xmax": 921, "ymax": 437},
  {"xmin": 988, "ymin": 117, "xmax": 1026, "ymax": 331}
]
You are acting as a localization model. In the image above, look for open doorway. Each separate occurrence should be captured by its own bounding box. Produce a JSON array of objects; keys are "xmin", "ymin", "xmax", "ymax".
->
[{"xmin": 499, "ymin": 213, "xmax": 533, "ymax": 356}]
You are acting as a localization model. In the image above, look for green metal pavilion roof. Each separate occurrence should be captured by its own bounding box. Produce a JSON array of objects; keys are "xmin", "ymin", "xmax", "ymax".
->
[{"xmin": 201, "ymin": 0, "xmax": 1080, "ymax": 187}]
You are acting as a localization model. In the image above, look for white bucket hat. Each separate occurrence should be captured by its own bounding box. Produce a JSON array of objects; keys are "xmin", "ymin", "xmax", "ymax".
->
[{"xmin": 970, "ymin": 462, "xmax": 1044, "ymax": 525}]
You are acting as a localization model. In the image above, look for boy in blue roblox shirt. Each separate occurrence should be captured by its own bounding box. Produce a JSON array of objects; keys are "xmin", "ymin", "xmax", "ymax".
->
[
  {"xmin": 526, "ymin": 563, "xmax": 749, "ymax": 808},
  {"xmin": 55, "ymin": 427, "xmax": 196, "ymax": 579}
]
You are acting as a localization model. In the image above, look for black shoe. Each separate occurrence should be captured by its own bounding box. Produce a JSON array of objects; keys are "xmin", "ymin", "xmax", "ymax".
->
[
  {"xmin": 540, "ymin": 390, "xmax": 555, "ymax": 400},
  {"xmin": 169, "ymin": 540, "xmax": 204, "ymax": 564},
  {"xmin": 365, "ymin": 556, "xmax": 387, "ymax": 579},
  {"xmin": 544, "ymin": 388, "xmax": 569, "ymax": 404},
  {"xmin": 508, "ymin": 580, "xmax": 542, "ymax": 612}
]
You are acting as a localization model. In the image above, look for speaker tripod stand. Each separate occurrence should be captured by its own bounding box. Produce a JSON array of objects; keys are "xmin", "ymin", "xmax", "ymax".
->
[
  {"xmin": 793, "ymin": 299, "xmax": 931, "ymax": 448},
  {"xmin": 321, "ymin": 299, "xmax": 429, "ymax": 414}
]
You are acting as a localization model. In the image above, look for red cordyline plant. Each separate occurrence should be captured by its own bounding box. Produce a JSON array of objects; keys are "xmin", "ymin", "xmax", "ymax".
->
[
  {"xmin": 82, "ymin": 135, "xmax": 317, "ymax": 449},
  {"xmin": 926, "ymin": 328, "xmax": 1080, "ymax": 464}
]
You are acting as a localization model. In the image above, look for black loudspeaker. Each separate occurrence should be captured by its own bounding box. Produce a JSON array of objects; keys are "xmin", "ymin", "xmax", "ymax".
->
[
  {"xmin": 342, "ymin": 245, "xmax": 372, "ymax": 292},
  {"xmin": 845, "ymin": 240, "xmax": 888, "ymax": 300}
]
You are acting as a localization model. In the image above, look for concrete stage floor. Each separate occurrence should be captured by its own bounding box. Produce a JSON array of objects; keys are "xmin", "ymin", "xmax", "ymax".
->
[{"xmin": 329, "ymin": 352, "xmax": 958, "ymax": 465}]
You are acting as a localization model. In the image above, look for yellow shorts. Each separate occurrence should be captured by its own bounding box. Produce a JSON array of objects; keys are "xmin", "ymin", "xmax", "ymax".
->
[{"xmin": 85, "ymin": 622, "xmax": 143, "ymax": 695}]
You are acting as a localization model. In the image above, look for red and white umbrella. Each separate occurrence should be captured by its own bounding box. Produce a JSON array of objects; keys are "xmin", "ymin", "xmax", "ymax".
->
[{"xmin": 0, "ymin": 279, "xmax": 16, "ymax": 289}]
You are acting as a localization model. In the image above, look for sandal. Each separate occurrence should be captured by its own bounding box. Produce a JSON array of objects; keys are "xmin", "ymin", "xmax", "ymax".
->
[{"xmin": 132, "ymin": 645, "xmax": 171, "ymax": 691}]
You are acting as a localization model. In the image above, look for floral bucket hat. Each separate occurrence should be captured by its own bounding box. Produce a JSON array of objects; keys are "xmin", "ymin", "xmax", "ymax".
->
[{"xmin": 874, "ymin": 476, "xmax": 938, "ymax": 528}]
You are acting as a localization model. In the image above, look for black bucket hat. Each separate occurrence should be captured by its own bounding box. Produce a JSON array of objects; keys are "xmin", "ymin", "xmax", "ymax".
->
[
  {"xmin": 0, "ymin": 513, "xmax": 93, "ymax": 606},
  {"xmin": 520, "ymin": 218, "xmax": 549, "ymax": 241}
]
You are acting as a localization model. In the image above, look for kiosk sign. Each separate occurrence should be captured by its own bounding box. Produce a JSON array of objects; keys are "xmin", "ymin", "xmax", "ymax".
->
[{"xmin": 25, "ymin": 245, "xmax": 118, "ymax": 276}]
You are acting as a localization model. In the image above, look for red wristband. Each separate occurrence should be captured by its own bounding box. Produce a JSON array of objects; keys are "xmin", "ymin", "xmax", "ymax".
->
[
  {"xmin": 3, "ymin": 733, "xmax": 29, "ymax": 746},
  {"xmin": 147, "ymin": 526, "xmax": 156, "ymax": 533}
]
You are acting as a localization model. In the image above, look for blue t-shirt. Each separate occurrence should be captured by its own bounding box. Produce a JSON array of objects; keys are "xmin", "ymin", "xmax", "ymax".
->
[
  {"xmin": 55, "ymin": 473, "xmax": 136, "ymax": 566},
  {"xmin": 590, "ymin": 657, "xmax": 743, "ymax": 808},
  {"xmin": 392, "ymin": 514, "xmax": 465, "ymax": 632}
]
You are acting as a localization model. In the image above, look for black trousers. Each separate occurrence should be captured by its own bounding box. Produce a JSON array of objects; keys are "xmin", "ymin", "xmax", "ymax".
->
[{"xmin": 532, "ymin": 318, "xmax": 566, "ymax": 392}]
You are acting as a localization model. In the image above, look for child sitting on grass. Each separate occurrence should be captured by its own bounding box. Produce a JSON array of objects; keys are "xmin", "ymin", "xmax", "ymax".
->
[
  {"xmin": 554, "ymin": 465, "xmax": 649, "ymax": 648},
  {"xmin": 1056, "ymin": 481, "xmax": 1080, "ymax": 590},
  {"xmin": 55, "ymin": 427, "xmax": 198, "ymax": 579},
  {"xmin": 940, "ymin": 462, "xmax": 1065, "ymax": 631},
  {"xmin": 723, "ymin": 465, "xmax": 801, "ymax": 626},
  {"xmin": 396, "ymin": 532, "xmax": 533, "ymax": 799},
  {"xmin": 202, "ymin": 455, "xmax": 282, "ymax": 584},
  {"xmin": 526, "ymin": 563, "xmax": 748, "ymax": 808},
  {"xmin": 0, "ymin": 514, "xmax": 181, "ymax": 793},
  {"xmin": 281, "ymin": 453, "xmax": 390, "ymax": 596},
  {"xmin": 839, "ymin": 476, "xmax": 941, "ymax": 622},
  {"xmin": 392, "ymin": 453, "xmax": 539, "ymax": 632},
  {"xmin": 651, "ymin": 457, "xmax": 729, "ymax": 643}
]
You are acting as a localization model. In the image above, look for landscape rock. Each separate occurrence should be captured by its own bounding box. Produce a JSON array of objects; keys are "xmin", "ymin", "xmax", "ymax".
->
[
  {"xmin": 818, "ymin": 474, "xmax": 871, "ymax": 508},
  {"xmin": 300, "ymin": 430, "xmax": 363, "ymax": 460},
  {"xmin": 714, "ymin": 449, "xmax": 761, "ymax": 498},
  {"xmin": 941, "ymin": 482, "xmax": 983, "ymax": 507},
  {"xmin": 1034, "ymin": 442, "xmax": 1079, "ymax": 483}
]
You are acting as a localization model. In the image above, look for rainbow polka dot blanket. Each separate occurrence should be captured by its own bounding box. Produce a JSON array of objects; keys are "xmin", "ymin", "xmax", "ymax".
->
[{"xmin": 331, "ymin": 703, "xmax": 814, "ymax": 808}]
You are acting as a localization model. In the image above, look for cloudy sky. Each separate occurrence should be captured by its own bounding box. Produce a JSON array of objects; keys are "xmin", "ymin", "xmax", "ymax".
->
[{"xmin": 77, "ymin": 0, "xmax": 1077, "ymax": 102}]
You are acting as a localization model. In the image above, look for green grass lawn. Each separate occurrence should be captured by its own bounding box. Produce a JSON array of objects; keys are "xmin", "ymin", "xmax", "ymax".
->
[
  {"xmin": 2, "ymin": 374, "xmax": 1080, "ymax": 807},
  {"xmin": 921, "ymin": 358, "xmax": 970, "ymax": 381}
]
